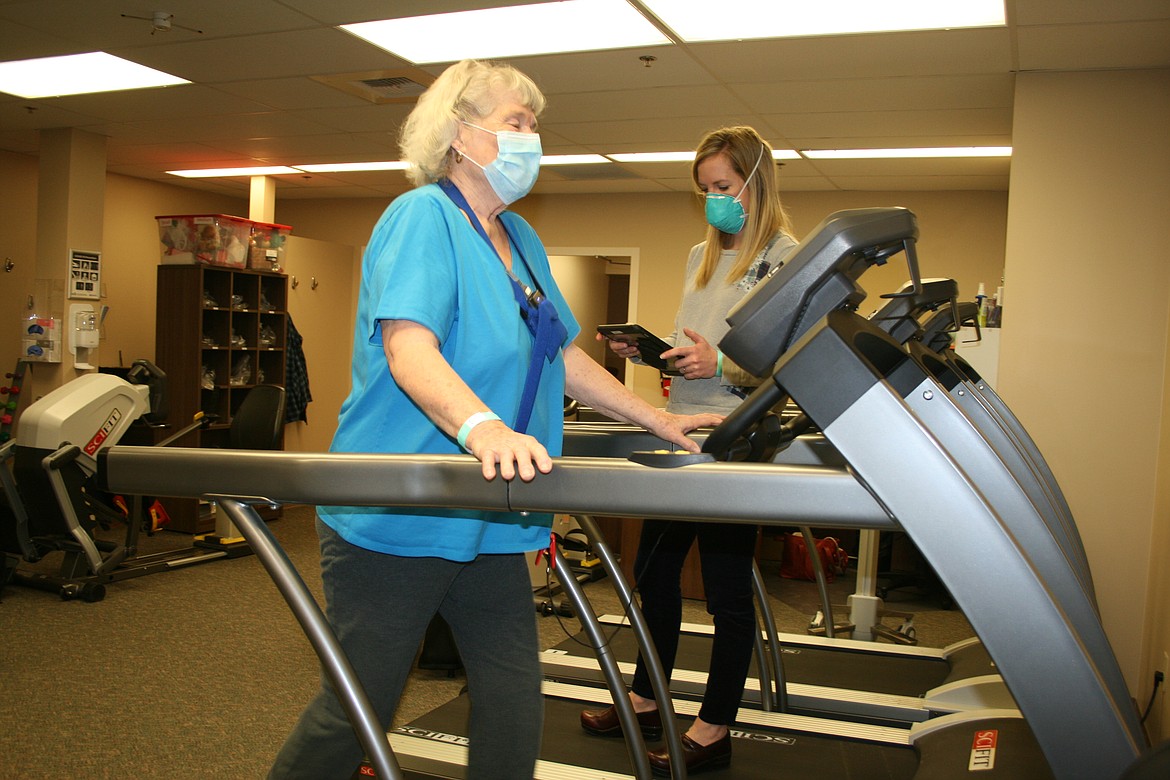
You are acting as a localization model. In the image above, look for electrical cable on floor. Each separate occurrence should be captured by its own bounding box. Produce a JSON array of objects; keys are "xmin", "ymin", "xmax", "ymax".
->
[
  {"xmin": 1141, "ymin": 671, "xmax": 1164, "ymax": 723},
  {"xmin": 549, "ymin": 523, "xmax": 672, "ymax": 651}
]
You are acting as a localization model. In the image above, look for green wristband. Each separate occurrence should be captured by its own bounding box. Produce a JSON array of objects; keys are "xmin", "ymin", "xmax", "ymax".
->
[
  {"xmin": 716, "ymin": 350, "xmax": 724, "ymax": 377},
  {"xmin": 458, "ymin": 411, "xmax": 501, "ymax": 451}
]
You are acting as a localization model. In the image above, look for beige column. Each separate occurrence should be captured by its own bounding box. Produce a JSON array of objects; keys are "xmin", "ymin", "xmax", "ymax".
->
[
  {"xmin": 249, "ymin": 175, "xmax": 277, "ymax": 223},
  {"xmin": 33, "ymin": 128, "xmax": 107, "ymax": 389},
  {"xmin": 1001, "ymin": 69, "xmax": 1170, "ymax": 730}
]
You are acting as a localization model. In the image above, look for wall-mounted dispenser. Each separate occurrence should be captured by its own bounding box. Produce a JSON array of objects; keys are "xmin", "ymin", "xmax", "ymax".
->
[
  {"xmin": 68, "ymin": 302, "xmax": 99, "ymax": 370},
  {"xmin": 22, "ymin": 315, "xmax": 61, "ymax": 363}
]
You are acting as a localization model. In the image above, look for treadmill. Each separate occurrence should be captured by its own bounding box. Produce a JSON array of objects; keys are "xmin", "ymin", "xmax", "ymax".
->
[
  {"xmin": 715, "ymin": 207, "xmax": 1144, "ymax": 777},
  {"xmin": 99, "ymin": 208, "xmax": 1145, "ymax": 779},
  {"xmin": 541, "ymin": 610, "xmax": 1002, "ymax": 727},
  {"xmin": 540, "ymin": 456, "xmax": 1004, "ymax": 726},
  {"xmin": 540, "ymin": 281, "xmax": 1010, "ymax": 727},
  {"xmin": 386, "ymin": 205, "xmax": 1141, "ymax": 776}
]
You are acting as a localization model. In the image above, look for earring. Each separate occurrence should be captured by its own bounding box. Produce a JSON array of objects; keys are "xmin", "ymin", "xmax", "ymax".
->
[{"xmin": 453, "ymin": 149, "xmax": 464, "ymax": 164}]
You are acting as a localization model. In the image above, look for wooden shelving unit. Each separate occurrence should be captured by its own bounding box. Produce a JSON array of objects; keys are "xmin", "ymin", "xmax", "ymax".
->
[{"xmin": 154, "ymin": 264, "xmax": 288, "ymax": 533}]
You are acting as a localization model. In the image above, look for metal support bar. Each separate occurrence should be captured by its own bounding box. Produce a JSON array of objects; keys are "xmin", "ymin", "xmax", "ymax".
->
[
  {"xmin": 42, "ymin": 446, "xmax": 108, "ymax": 573},
  {"xmin": 0, "ymin": 440, "xmax": 35, "ymax": 559},
  {"xmin": 548, "ymin": 526, "xmax": 662, "ymax": 779},
  {"xmin": 945, "ymin": 355, "xmax": 1093, "ymax": 594},
  {"xmin": 799, "ymin": 525, "xmax": 836, "ymax": 639},
  {"xmin": 750, "ymin": 560, "xmax": 786, "ymax": 712},
  {"xmin": 214, "ymin": 499, "xmax": 403, "ymax": 780},
  {"xmin": 571, "ymin": 514, "xmax": 688, "ymax": 779}
]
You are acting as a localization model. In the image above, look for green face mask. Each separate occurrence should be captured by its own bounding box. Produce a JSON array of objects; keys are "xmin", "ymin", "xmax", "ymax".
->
[{"xmin": 704, "ymin": 144, "xmax": 766, "ymax": 234}]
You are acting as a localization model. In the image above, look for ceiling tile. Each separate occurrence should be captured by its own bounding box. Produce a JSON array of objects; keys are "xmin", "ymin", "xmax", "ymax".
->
[
  {"xmin": 732, "ymin": 74, "xmax": 1015, "ymax": 115},
  {"xmin": 1016, "ymin": 20, "xmax": 1170, "ymax": 71},
  {"xmin": 542, "ymin": 85, "xmax": 748, "ymax": 124},
  {"xmin": 109, "ymin": 28, "xmax": 406, "ymax": 83},
  {"xmin": 511, "ymin": 47, "xmax": 716, "ymax": 94},
  {"xmin": 686, "ymin": 27, "xmax": 1015, "ymax": 83},
  {"xmin": 1014, "ymin": 0, "xmax": 1170, "ymax": 26},
  {"xmin": 828, "ymin": 174, "xmax": 1010, "ymax": 191},
  {"xmin": 767, "ymin": 108, "xmax": 1014, "ymax": 143},
  {"xmin": 0, "ymin": 0, "xmax": 320, "ymax": 49},
  {"xmin": 208, "ymin": 132, "xmax": 400, "ymax": 161},
  {"xmin": 3, "ymin": 0, "xmax": 1167, "ymax": 197},
  {"xmin": 42, "ymin": 85, "xmax": 268, "ymax": 123},
  {"xmin": 212, "ymin": 78, "xmax": 376, "ymax": 111}
]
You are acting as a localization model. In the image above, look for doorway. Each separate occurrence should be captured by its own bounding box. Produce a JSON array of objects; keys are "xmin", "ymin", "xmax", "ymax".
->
[{"xmin": 548, "ymin": 246, "xmax": 638, "ymax": 390}]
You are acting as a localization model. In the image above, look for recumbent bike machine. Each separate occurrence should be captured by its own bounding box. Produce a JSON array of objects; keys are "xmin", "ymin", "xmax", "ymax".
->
[{"xmin": 0, "ymin": 361, "xmax": 256, "ymax": 602}]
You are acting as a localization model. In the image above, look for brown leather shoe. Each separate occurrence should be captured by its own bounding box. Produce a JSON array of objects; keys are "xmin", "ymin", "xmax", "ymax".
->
[
  {"xmin": 648, "ymin": 732, "xmax": 732, "ymax": 776},
  {"xmin": 580, "ymin": 704, "xmax": 664, "ymax": 740}
]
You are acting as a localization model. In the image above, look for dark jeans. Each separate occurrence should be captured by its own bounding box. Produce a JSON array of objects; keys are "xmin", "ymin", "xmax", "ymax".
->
[
  {"xmin": 269, "ymin": 517, "xmax": 543, "ymax": 780},
  {"xmin": 630, "ymin": 519, "xmax": 759, "ymax": 726}
]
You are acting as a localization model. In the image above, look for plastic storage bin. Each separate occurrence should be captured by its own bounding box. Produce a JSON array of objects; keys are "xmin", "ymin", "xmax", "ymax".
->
[{"xmin": 157, "ymin": 214, "xmax": 252, "ymax": 268}]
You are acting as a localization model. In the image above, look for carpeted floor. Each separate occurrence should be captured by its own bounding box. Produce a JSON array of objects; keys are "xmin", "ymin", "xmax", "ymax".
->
[{"xmin": 0, "ymin": 505, "xmax": 971, "ymax": 779}]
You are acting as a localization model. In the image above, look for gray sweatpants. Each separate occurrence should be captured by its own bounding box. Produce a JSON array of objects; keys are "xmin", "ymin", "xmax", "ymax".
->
[{"xmin": 269, "ymin": 517, "xmax": 543, "ymax": 779}]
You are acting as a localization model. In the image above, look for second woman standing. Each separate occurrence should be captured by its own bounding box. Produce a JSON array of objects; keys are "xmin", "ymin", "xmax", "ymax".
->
[{"xmin": 587, "ymin": 125, "xmax": 797, "ymax": 776}]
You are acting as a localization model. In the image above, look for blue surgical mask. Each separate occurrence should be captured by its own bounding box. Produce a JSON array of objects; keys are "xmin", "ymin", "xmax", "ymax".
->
[
  {"xmin": 460, "ymin": 122, "xmax": 543, "ymax": 205},
  {"xmin": 704, "ymin": 144, "xmax": 767, "ymax": 234}
]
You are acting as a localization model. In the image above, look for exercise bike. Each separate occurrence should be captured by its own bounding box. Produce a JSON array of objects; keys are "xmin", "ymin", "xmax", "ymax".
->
[{"xmin": 0, "ymin": 360, "xmax": 283, "ymax": 602}]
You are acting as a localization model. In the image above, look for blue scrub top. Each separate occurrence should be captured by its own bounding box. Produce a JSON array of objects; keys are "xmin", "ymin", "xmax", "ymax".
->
[{"xmin": 319, "ymin": 184, "xmax": 580, "ymax": 561}]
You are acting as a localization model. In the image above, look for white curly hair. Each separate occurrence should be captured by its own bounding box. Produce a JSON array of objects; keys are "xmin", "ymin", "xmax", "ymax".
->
[{"xmin": 399, "ymin": 59, "xmax": 546, "ymax": 187}]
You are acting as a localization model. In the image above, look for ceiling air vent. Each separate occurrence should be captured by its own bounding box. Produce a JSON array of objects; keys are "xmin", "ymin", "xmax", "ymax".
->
[
  {"xmin": 358, "ymin": 76, "xmax": 428, "ymax": 99},
  {"xmin": 313, "ymin": 69, "xmax": 435, "ymax": 105},
  {"xmin": 548, "ymin": 164, "xmax": 643, "ymax": 182}
]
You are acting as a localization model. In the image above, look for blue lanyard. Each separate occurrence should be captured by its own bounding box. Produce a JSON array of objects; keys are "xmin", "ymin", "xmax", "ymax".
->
[{"xmin": 437, "ymin": 179, "xmax": 566, "ymax": 434}]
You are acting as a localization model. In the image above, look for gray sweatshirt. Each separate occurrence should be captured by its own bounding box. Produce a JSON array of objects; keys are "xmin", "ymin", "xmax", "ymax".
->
[{"xmin": 665, "ymin": 233, "xmax": 796, "ymax": 415}]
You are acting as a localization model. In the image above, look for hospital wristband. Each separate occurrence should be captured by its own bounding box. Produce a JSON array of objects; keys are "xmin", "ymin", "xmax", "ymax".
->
[
  {"xmin": 458, "ymin": 411, "xmax": 502, "ymax": 452},
  {"xmin": 716, "ymin": 350, "xmax": 724, "ymax": 377}
]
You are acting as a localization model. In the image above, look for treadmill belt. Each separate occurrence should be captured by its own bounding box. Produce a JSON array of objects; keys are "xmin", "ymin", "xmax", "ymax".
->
[
  {"xmin": 550, "ymin": 626, "xmax": 955, "ymax": 697},
  {"xmin": 393, "ymin": 691, "xmax": 918, "ymax": 779}
]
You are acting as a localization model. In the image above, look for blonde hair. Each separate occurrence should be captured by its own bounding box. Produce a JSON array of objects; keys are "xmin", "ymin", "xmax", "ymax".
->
[
  {"xmin": 690, "ymin": 126, "xmax": 793, "ymax": 289},
  {"xmin": 399, "ymin": 59, "xmax": 546, "ymax": 187}
]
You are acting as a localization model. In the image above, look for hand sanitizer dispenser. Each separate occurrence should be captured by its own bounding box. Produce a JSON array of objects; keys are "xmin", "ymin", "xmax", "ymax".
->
[{"xmin": 69, "ymin": 303, "xmax": 99, "ymax": 369}]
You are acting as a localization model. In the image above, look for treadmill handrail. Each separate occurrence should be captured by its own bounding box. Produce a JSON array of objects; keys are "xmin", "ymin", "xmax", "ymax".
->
[{"xmin": 99, "ymin": 447, "xmax": 896, "ymax": 529}]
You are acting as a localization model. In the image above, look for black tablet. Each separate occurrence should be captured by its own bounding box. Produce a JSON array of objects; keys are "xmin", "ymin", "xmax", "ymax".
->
[{"xmin": 597, "ymin": 323, "xmax": 680, "ymax": 374}]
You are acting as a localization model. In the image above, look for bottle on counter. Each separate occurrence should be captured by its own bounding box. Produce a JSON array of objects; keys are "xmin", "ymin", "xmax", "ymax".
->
[{"xmin": 986, "ymin": 285, "xmax": 1003, "ymax": 327}]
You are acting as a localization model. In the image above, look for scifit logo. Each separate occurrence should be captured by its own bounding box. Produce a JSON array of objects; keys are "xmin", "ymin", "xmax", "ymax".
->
[
  {"xmin": 969, "ymin": 729, "xmax": 998, "ymax": 771},
  {"xmin": 84, "ymin": 408, "xmax": 123, "ymax": 456}
]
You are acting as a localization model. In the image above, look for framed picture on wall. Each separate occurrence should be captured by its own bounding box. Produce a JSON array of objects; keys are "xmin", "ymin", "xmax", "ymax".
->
[{"xmin": 69, "ymin": 249, "xmax": 101, "ymax": 300}]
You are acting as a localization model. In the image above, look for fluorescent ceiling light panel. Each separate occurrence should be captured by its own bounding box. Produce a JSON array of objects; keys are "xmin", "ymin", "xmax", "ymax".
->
[
  {"xmin": 609, "ymin": 151, "xmax": 696, "ymax": 163},
  {"xmin": 802, "ymin": 147, "xmax": 1011, "ymax": 159},
  {"xmin": 340, "ymin": 0, "xmax": 669, "ymax": 64},
  {"xmin": 168, "ymin": 166, "xmax": 302, "ymax": 178},
  {"xmin": 610, "ymin": 149, "xmax": 800, "ymax": 163},
  {"xmin": 296, "ymin": 161, "xmax": 410, "ymax": 173},
  {"xmin": 642, "ymin": 0, "xmax": 1005, "ymax": 42},
  {"xmin": 0, "ymin": 52, "xmax": 189, "ymax": 98},
  {"xmin": 542, "ymin": 154, "xmax": 610, "ymax": 165}
]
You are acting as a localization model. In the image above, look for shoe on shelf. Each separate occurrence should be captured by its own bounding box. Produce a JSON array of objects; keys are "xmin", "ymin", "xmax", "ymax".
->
[
  {"xmin": 580, "ymin": 704, "xmax": 664, "ymax": 740},
  {"xmin": 648, "ymin": 732, "xmax": 732, "ymax": 776}
]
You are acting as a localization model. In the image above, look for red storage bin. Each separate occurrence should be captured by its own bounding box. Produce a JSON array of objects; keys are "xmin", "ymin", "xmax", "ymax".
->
[{"xmin": 157, "ymin": 214, "xmax": 252, "ymax": 268}]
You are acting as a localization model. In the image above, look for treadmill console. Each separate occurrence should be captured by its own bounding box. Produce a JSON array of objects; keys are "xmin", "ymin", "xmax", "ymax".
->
[{"xmin": 719, "ymin": 207, "xmax": 919, "ymax": 377}]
